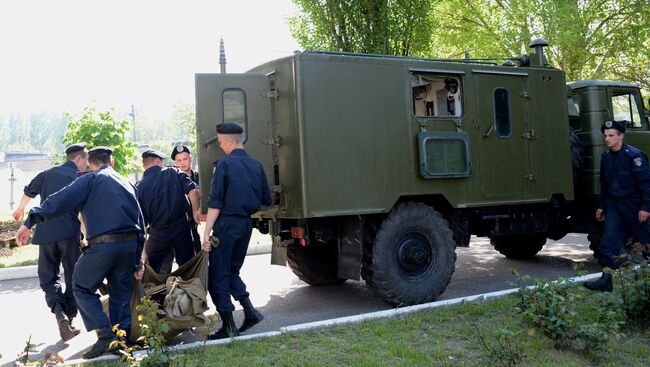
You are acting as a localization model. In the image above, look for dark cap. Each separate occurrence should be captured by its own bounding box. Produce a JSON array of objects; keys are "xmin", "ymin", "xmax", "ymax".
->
[
  {"xmin": 216, "ymin": 122, "xmax": 243, "ymax": 135},
  {"xmin": 88, "ymin": 146, "xmax": 113, "ymax": 155},
  {"xmin": 65, "ymin": 142, "xmax": 87, "ymax": 155},
  {"xmin": 601, "ymin": 120, "xmax": 626, "ymax": 134},
  {"xmin": 171, "ymin": 145, "xmax": 191, "ymax": 160},
  {"xmin": 142, "ymin": 149, "xmax": 166, "ymax": 160}
]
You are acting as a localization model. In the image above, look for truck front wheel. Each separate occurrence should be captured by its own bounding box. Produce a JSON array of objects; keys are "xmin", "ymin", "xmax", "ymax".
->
[
  {"xmin": 286, "ymin": 244, "xmax": 346, "ymax": 286},
  {"xmin": 364, "ymin": 202, "xmax": 456, "ymax": 306},
  {"xmin": 490, "ymin": 234, "xmax": 546, "ymax": 259}
]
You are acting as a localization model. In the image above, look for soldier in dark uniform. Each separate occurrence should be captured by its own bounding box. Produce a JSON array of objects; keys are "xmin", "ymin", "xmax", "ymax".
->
[
  {"xmin": 12, "ymin": 143, "xmax": 88, "ymax": 341},
  {"xmin": 584, "ymin": 120, "xmax": 650, "ymax": 292},
  {"xmin": 157, "ymin": 145, "xmax": 202, "ymax": 274},
  {"xmin": 202, "ymin": 122, "xmax": 271, "ymax": 339},
  {"xmin": 172, "ymin": 145, "xmax": 202, "ymax": 253},
  {"xmin": 15, "ymin": 147, "xmax": 146, "ymax": 359},
  {"xmin": 136, "ymin": 149, "xmax": 200, "ymax": 274}
]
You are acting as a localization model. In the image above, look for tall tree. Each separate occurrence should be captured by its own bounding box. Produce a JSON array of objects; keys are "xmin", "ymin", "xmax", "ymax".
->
[
  {"xmin": 428, "ymin": 0, "xmax": 649, "ymax": 88},
  {"xmin": 289, "ymin": 0, "xmax": 435, "ymax": 56},
  {"xmin": 61, "ymin": 107, "xmax": 137, "ymax": 176}
]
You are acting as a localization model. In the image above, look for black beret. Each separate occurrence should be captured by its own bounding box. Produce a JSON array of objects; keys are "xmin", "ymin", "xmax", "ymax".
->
[
  {"xmin": 601, "ymin": 120, "xmax": 626, "ymax": 134},
  {"xmin": 142, "ymin": 149, "xmax": 166, "ymax": 159},
  {"xmin": 88, "ymin": 146, "xmax": 113, "ymax": 156},
  {"xmin": 65, "ymin": 142, "xmax": 87, "ymax": 155},
  {"xmin": 216, "ymin": 122, "xmax": 243, "ymax": 134},
  {"xmin": 171, "ymin": 145, "xmax": 191, "ymax": 160}
]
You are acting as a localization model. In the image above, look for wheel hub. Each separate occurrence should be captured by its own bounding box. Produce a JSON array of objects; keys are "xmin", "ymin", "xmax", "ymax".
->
[{"xmin": 397, "ymin": 233, "xmax": 433, "ymax": 278}]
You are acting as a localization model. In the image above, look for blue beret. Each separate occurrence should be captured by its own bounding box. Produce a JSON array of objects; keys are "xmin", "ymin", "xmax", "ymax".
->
[
  {"xmin": 601, "ymin": 120, "xmax": 626, "ymax": 134},
  {"xmin": 65, "ymin": 142, "xmax": 87, "ymax": 155},
  {"xmin": 171, "ymin": 145, "xmax": 191, "ymax": 160},
  {"xmin": 216, "ymin": 122, "xmax": 243, "ymax": 134},
  {"xmin": 142, "ymin": 149, "xmax": 166, "ymax": 159},
  {"xmin": 88, "ymin": 146, "xmax": 113, "ymax": 155}
]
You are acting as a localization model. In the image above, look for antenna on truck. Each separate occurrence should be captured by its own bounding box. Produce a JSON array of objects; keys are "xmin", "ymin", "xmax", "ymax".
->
[{"xmin": 219, "ymin": 38, "xmax": 227, "ymax": 74}]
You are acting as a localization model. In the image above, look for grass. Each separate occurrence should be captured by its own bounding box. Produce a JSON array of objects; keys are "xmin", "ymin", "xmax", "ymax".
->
[
  {"xmin": 87, "ymin": 292, "xmax": 650, "ymax": 367},
  {"xmin": 0, "ymin": 244, "xmax": 38, "ymax": 268}
]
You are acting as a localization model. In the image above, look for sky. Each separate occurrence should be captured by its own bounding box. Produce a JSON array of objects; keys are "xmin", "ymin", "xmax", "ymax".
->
[{"xmin": 0, "ymin": 0, "xmax": 301, "ymax": 115}]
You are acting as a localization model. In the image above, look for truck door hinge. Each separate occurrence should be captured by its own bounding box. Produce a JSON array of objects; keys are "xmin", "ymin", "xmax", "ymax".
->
[
  {"xmin": 263, "ymin": 135, "xmax": 282, "ymax": 146},
  {"xmin": 521, "ymin": 130, "xmax": 536, "ymax": 140},
  {"xmin": 265, "ymin": 90, "xmax": 279, "ymax": 99},
  {"xmin": 519, "ymin": 91, "xmax": 531, "ymax": 98},
  {"xmin": 417, "ymin": 119, "xmax": 428, "ymax": 132},
  {"xmin": 272, "ymin": 185, "xmax": 283, "ymax": 193},
  {"xmin": 524, "ymin": 173, "xmax": 537, "ymax": 181}
]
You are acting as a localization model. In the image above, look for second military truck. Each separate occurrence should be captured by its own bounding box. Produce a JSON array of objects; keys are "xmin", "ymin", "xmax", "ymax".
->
[{"xmin": 195, "ymin": 39, "xmax": 650, "ymax": 306}]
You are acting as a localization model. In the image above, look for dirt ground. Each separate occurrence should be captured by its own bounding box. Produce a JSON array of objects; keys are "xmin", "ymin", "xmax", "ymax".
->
[{"xmin": 0, "ymin": 221, "xmax": 21, "ymax": 251}]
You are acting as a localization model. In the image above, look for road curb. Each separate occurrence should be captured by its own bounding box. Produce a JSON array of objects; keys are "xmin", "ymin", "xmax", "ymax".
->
[{"xmin": 0, "ymin": 243, "xmax": 272, "ymax": 281}]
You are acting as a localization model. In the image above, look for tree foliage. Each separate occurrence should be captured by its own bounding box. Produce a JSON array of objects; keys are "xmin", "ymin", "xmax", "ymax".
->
[
  {"xmin": 289, "ymin": 0, "xmax": 435, "ymax": 56},
  {"xmin": 61, "ymin": 107, "xmax": 137, "ymax": 176},
  {"xmin": 428, "ymin": 0, "xmax": 649, "ymax": 87}
]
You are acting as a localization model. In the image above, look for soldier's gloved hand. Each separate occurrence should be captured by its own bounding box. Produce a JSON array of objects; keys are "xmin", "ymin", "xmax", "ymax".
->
[{"xmin": 639, "ymin": 210, "xmax": 650, "ymax": 223}]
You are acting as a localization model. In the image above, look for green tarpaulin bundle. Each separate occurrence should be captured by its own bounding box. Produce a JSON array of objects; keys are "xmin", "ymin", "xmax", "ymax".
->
[{"xmin": 102, "ymin": 250, "xmax": 210, "ymax": 342}]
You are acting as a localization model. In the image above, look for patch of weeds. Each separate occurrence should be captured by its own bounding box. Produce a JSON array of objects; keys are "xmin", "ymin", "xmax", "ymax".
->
[
  {"xmin": 513, "ymin": 270, "xmax": 623, "ymax": 356},
  {"xmin": 617, "ymin": 262, "xmax": 650, "ymax": 328},
  {"xmin": 475, "ymin": 323, "xmax": 525, "ymax": 366}
]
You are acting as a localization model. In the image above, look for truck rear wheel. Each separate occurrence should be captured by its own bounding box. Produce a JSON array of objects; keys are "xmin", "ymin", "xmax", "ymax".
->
[
  {"xmin": 286, "ymin": 244, "xmax": 346, "ymax": 286},
  {"xmin": 491, "ymin": 234, "xmax": 546, "ymax": 259},
  {"xmin": 364, "ymin": 202, "xmax": 456, "ymax": 306}
]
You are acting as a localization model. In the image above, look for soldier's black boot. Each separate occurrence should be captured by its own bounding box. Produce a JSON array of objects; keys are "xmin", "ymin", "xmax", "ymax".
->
[
  {"xmin": 53, "ymin": 304, "xmax": 79, "ymax": 341},
  {"xmin": 208, "ymin": 311, "xmax": 239, "ymax": 340},
  {"xmin": 238, "ymin": 297, "xmax": 264, "ymax": 333},
  {"xmin": 82, "ymin": 327, "xmax": 119, "ymax": 359},
  {"xmin": 583, "ymin": 272, "xmax": 613, "ymax": 292}
]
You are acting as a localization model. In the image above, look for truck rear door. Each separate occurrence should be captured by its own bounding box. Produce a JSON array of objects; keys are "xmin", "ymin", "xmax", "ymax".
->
[
  {"xmin": 195, "ymin": 73, "xmax": 275, "ymax": 212},
  {"xmin": 474, "ymin": 71, "xmax": 532, "ymax": 199}
]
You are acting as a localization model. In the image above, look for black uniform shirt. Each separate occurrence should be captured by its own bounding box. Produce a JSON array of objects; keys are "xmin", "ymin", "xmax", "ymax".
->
[
  {"xmin": 24, "ymin": 165, "xmax": 146, "ymax": 254},
  {"xmin": 208, "ymin": 149, "xmax": 272, "ymax": 216},
  {"xmin": 136, "ymin": 166, "xmax": 198, "ymax": 228},
  {"xmin": 599, "ymin": 143, "xmax": 650, "ymax": 211},
  {"xmin": 23, "ymin": 160, "xmax": 80, "ymax": 243}
]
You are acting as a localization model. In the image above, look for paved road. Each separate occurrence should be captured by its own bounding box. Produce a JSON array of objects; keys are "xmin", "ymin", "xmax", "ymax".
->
[{"xmin": 0, "ymin": 234, "xmax": 599, "ymax": 365}]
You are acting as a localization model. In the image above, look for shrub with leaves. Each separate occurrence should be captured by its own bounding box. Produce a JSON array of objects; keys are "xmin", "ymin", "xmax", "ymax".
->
[
  {"xmin": 475, "ymin": 323, "xmax": 525, "ymax": 367},
  {"xmin": 60, "ymin": 106, "xmax": 137, "ymax": 176},
  {"xmin": 136, "ymin": 296, "xmax": 173, "ymax": 367},
  {"xmin": 617, "ymin": 262, "xmax": 650, "ymax": 327},
  {"xmin": 514, "ymin": 271, "xmax": 623, "ymax": 354}
]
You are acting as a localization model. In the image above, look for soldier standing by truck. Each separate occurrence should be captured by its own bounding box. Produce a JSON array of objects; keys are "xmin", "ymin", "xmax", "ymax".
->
[
  {"xmin": 584, "ymin": 120, "xmax": 650, "ymax": 292},
  {"xmin": 137, "ymin": 149, "xmax": 201, "ymax": 273},
  {"xmin": 202, "ymin": 122, "xmax": 271, "ymax": 339},
  {"xmin": 12, "ymin": 143, "xmax": 88, "ymax": 341},
  {"xmin": 171, "ymin": 145, "xmax": 202, "ymax": 253}
]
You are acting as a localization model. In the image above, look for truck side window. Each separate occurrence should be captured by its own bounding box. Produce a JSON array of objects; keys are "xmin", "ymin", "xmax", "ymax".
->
[
  {"xmin": 612, "ymin": 92, "xmax": 642, "ymax": 128},
  {"xmin": 494, "ymin": 88, "xmax": 511, "ymax": 138},
  {"xmin": 411, "ymin": 72, "xmax": 462, "ymax": 118},
  {"xmin": 222, "ymin": 88, "xmax": 248, "ymax": 142}
]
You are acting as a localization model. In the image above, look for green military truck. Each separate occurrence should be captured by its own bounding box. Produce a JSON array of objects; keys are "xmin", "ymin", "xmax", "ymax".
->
[{"xmin": 195, "ymin": 39, "xmax": 650, "ymax": 306}]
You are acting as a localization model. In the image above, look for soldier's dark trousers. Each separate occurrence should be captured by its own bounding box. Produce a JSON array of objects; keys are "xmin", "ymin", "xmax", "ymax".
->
[
  {"xmin": 146, "ymin": 221, "xmax": 195, "ymax": 274},
  {"xmin": 72, "ymin": 241, "xmax": 136, "ymax": 332},
  {"xmin": 208, "ymin": 215, "xmax": 252, "ymax": 312},
  {"xmin": 601, "ymin": 198, "xmax": 650, "ymax": 269},
  {"xmin": 38, "ymin": 237, "xmax": 81, "ymax": 318}
]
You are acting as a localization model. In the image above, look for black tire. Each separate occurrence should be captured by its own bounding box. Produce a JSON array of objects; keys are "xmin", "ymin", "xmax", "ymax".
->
[
  {"xmin": 491, "ymin": 234, "xmax": 546, "ymax": 259},
  {"xmin": 286, "ymin": 244, "xmax": 346, "ymax": 286},
  {"xmin": 570, "ymin": 127, "xmax": 585, "ymax": 183},
  {"xmin": 364, "ymin": 202, "xmax": 456, "ymax": 306}
]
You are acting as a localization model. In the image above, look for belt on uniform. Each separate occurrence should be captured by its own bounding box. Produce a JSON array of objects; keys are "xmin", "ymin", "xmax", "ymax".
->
[
  {"xmin": 154, "ymin": 215, "xmax": 187, "ymax": 230},
  {"xmin": 87, "ymin": 231, "xmax": 138, "ymax": 245}
]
